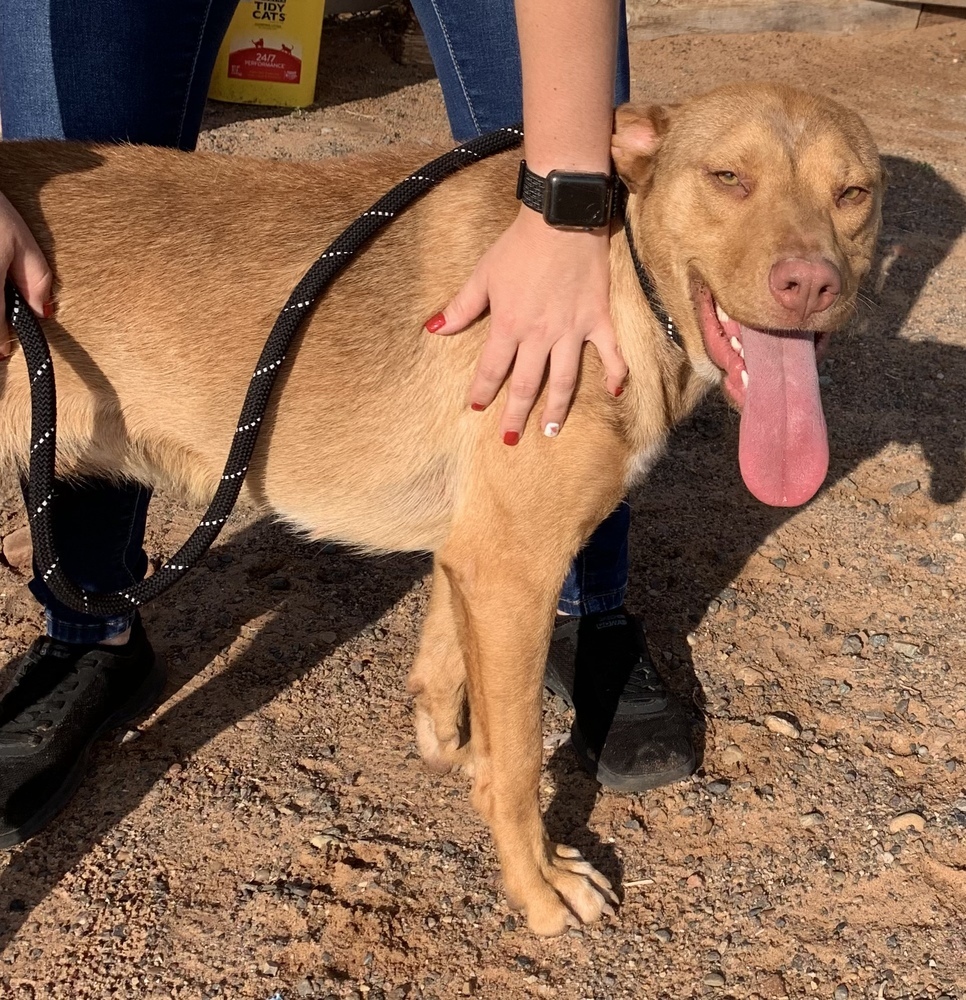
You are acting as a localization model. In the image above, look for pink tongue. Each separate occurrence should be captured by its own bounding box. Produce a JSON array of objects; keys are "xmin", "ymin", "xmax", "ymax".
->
[{"xmin": 738, "ymin": 325, "xmax": 828, "ymax": 506}]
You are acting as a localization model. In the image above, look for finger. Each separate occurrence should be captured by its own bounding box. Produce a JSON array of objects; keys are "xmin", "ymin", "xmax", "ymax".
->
[
  {"xmin": 539, "ymin": 335, "xmax": 582, "ymax": 437},
  {"xmin": 424, "ymin": 268, "xmax": 489, "ymax": 337},
  {"xmin": 499, "ymin": 340, "xmax": 551, "ymax": 444},
  {"xmin": 467, "ymin": 332, "xmax": 519, "ymax": 413},
  {"xmin": 587, "ymin": 321, "xmax": 628, "ymax": 396},
  {"xmin": 7, "ymin": 236, "xmax": 54, "ymax": 320}
]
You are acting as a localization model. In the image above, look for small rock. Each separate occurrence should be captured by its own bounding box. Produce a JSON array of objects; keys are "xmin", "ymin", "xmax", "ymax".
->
[
  {"xmin": 840, "ymin": 634, "xmax": 863, "ymax": 655},
  {"xmin": 736, "ymin": 665, "xmax": 765, "ymax": 686},
  {"xmin": 1, "ymin": 525, "xmax": 32, "ymax": 572},
  {"xmin": 891, "ymin": 479, "xmax": 920, "ymax": 497},
  {"xmin": 310, "ymin": 832, "xmax": 344, "ymax": 849},
  {"xmin": 720, "ymin": 744, "xmax": 745, "ymax": 766},
  {"xmin": 654, "ymin": 928, "xmax": 672, "ymax": 943},
  {"xmin": 888, "ymin": 811, "xmax": 926, "ymax": 834},
  {"xmin": 834, "ymin": 986, "xmax": 850, "ymax": 1000},
  {"xmin": 297, "ymin": 978, "xmax": 315, "ymax": 997},
  {"xmin": 799, "ymin": 810, "xmax": 825, "ymax": 828},
  {"xmin": 686, "ymin": 872, "xmax": 705, "ymax": 889},
  {"xmin": 893, "ymin": 641, "xmax": 920, "ymax": 658},
  {"xmin": 703, "ymin": 971, "xmax": 726, "ymax": 987},
  {"xmin": 764, "ymin": 713, "xmax": 801, "ymax": 739},
  {"xmin": 319, "ymin": 631, "xmax": 338, "ymax": 644},
  {"xmin": 706, "ymin": 780, "xmax": 731, "ymax": 796}
]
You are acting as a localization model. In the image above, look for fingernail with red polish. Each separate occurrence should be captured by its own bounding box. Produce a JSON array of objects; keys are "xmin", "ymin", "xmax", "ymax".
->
[
  {"xmin": 424, "ymin": 312, "xmax": 446, "ymax": 333},
  {"xmin": 42, "ymin": 301, "xmax": 55, "ymax": 319},
  {"xmin": 503, "ymin": 430, "xmax": 520, "ymax": 447},
  {"xmin": 470, "ymin": 402, "xmax": 486, "ymax": 412}
]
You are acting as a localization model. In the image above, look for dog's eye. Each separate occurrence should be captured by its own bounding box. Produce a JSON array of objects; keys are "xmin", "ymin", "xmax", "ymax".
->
[
  {"xmin": 713, "ymin": 171, "xmax": 741, "ymax": 187},
  {"xmin": 839, "ymin": 186, "xmax": 868, "ymax": 205}
]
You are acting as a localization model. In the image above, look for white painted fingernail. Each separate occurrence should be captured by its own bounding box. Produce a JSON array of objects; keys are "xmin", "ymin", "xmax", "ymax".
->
[{"xmin": 544, "ymin": 422, "xmax": 560, "ymax": 438}]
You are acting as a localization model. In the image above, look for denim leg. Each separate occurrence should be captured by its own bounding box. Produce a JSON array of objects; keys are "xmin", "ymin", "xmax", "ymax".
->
[
  {"xmin": 408, "ymin": 0, "xmax": 632, "ymax": 614},
  {"xmin": 410, "ymin": 0, "xmax": 630, "ymax": 142},
  {"xmin": 0, "ymin": 0, "xmax": 240, "ymax": 148},
  {"xmin": 557, "ymin": 501, "xmax": 630, "ymax": 616},
  {"xmin": 22, "ymin": 480, "xmax": 153, "ymax": 643},
  {"xmin": 1, "ymin": 0, "xmax": 239, "ymax": 640}
]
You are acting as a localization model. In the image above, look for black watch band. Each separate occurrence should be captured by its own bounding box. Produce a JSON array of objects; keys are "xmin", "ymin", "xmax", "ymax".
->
[{"xmin": 515, "ymin": 160, "xmax": 620, "ymax": 230}]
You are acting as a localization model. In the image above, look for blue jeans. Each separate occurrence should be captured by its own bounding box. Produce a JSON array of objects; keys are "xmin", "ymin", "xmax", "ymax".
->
[{"xmin": 0, "ymin": 0, "xmax": 629, "ymax": 640}]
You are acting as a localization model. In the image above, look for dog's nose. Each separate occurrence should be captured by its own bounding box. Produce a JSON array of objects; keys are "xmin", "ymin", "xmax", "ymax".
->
[{"xmin": 769, "ymin": 257, "xmax": 842, "ymax": 321}]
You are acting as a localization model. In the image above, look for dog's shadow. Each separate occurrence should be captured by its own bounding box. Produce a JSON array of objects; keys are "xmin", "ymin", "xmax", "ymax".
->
[
  {"xmin": 0, "ymin": 525, "xmax": 430, "ymax": 950},
  {"xmin": 0, "ymin": 155, "xmax": 961, "ymax": 947}
]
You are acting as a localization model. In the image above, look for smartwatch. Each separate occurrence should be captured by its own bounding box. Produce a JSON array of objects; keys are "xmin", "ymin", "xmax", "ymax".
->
[{"xmin": 516, "ymin": 160, "xmax": 617, "ymax": 230}]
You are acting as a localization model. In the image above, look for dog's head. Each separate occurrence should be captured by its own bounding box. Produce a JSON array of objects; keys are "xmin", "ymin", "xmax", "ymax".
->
[{"xmin": 613, "ymin": 82, "xmax": 883, "ymax": 506}]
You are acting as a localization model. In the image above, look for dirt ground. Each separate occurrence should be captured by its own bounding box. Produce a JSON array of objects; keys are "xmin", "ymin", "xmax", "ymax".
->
[{"xmin": 1, "ymin": 10, "xmax": 965, "ymax": 1000}]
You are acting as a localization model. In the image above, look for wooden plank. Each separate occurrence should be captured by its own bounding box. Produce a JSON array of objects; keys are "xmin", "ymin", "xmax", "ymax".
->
[
  {"xmin": 627, "ymin": 0, "xmax": 921, "ymax": 40},
  {"xmin": 874, "ymin": 0, "xmax": 966, "ymax": 7},
  {"xmin": 920, "ymin": 5, "xmax": 966, "ymax": 23}
]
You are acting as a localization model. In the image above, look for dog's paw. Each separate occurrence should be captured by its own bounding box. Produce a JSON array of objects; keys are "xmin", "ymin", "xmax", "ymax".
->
[
  {"xmin": 511, "ymin": 844, "xmax": 618, "ymax": 937},
  {"xmin": 414, "ymin": 704, "xmax": 471, "ymax": 774}
]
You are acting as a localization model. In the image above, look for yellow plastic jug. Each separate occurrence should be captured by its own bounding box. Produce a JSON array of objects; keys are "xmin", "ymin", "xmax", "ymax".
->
[{"xmin": 208, "ymin": 0, "xmax": 325, "ymax": 108}]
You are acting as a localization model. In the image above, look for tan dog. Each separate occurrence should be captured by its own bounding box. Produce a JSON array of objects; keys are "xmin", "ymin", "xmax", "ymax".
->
[{"xmin": 0, "ymin": 83, "xmax": 882, "ymax": 935}]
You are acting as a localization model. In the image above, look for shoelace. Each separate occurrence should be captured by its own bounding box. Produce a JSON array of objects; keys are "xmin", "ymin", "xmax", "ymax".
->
[
  {"xmin": 0, "ymin": 644, "xmax": 88, "ymax": 738},
  {"xmin": 621, "ymin": 656, "xmax": 667, "ymax": 702}
]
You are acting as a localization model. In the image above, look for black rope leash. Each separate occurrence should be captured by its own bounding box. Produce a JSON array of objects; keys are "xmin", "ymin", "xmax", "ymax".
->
[{"xmin": 6, "ymin": 124, "xmax": 524, "ymax": 617}]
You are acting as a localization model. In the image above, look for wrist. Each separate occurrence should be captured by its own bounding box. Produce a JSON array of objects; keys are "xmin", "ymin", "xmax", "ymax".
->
[{"xmin": 515, "ymin": 160, "xmax": 619, "ymax": 231}]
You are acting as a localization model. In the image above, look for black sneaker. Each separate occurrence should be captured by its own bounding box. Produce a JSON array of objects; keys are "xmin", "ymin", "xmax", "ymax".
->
[
  {"xmin": 0, "ymin": 617, "xmax": 166, "ymax": 848},
  {"xmin": 546, "ymin": 606, "xmax": 695, "ymax": 792}
]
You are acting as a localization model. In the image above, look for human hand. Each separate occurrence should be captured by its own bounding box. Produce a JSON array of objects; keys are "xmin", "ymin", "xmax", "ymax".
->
[
  {"xmin": 0, "ymin": 190, "xmax": 54, "ymax": 357},
  {"xmin": 425, "ymin": 207, "xmax": 626, "ymax": 445}
]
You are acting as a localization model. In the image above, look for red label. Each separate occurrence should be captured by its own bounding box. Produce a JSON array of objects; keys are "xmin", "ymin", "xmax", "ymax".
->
[{"xmin": 228, "ymin": 44, "xmax": 301, "ymax": 84}]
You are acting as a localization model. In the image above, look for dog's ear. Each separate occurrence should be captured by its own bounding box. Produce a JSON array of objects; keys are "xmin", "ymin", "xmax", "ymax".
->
[{"xmin": 611, "ymin": 103, "xmax": 673, "ymax": 194}]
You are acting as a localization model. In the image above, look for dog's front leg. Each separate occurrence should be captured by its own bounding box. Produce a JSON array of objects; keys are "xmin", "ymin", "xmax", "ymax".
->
[{"xmin": 437, "ymin": 532, "xmax": 617, "ymax": 936}]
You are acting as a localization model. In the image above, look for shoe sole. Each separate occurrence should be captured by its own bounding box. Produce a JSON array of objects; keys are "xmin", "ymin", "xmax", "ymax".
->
[
  {"xmin": 570, "ymin": 722, "xmax": 697, "ymax": 793},
  {"xmin": 0, "ymin": 655, "xmax": 167, "ymax": 850},
  {"xmin": 543, "ymin": 670, "xmax": 574, "ymax": 709}
]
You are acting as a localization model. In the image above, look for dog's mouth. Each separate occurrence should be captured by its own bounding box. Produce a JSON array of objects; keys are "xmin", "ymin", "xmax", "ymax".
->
[{"xmin": 693, "ymin": 282, "xmax": 831, "ymax": 508}]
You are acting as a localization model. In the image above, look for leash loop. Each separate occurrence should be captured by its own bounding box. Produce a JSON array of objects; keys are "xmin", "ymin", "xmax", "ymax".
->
[{"xmin": 6, "ymin": 124, "xmax": 524, "ymax": 616}]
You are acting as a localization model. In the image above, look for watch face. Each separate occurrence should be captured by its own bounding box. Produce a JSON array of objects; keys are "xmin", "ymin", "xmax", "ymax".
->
[{"xmin": 544, "ymin": 171, "xmax": 610, "ymax": 228}]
